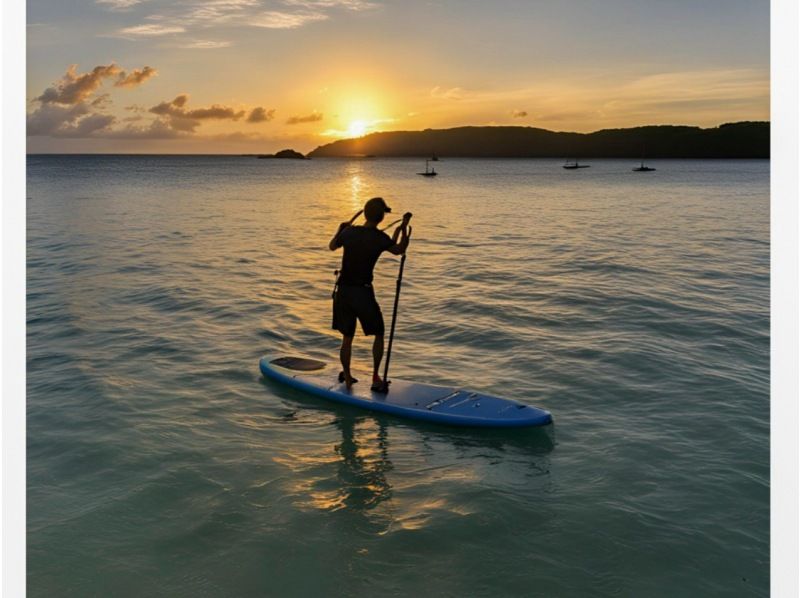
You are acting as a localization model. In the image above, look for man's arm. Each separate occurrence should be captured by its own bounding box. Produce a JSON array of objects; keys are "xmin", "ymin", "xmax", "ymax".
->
[
  {"xmin": 329, "ymin": 222, "xmax": 348, "ymax": 251},
  {"xmin": 387, "ymin": 227, "xmax": 410, "ymax": 255},
  {"xmin": 329, "ymin": 209, "xmax": 363, "ymax": 251},
  {"xmin": 387, "ymin": 213, "xmax": 413, "ymax": 255}
]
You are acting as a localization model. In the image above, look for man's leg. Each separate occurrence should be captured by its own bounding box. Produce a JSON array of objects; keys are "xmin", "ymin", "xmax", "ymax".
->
[
  {"xmin": 372, "ymin": 334, "xmax": 384, "ymax": 383},
  {"xmin": 340, "ymin": 334, "xmax": 355, "ymax": 388}
]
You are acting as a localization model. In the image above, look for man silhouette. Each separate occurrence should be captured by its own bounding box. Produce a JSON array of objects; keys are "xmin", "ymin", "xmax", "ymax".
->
[{"xmin": 329, "ymin": 197, "xmax": 412, "ymax": 391}]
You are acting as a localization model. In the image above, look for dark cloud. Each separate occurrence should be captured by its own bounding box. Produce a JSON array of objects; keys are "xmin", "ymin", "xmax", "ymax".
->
[
  {"xmin": 149, "ymin": 94, "xmax": 243, "ymax": 120},
  {"xmin": 115, "ymin": 66, "xmax": 158, "ymax": 88},
  {"xmin": 148, "ymin": 94, "xmax": 246, "ymax": 133},
  {"xmin": 58, "ymin": 113, "xmax": 118, "ymax": 137},
  {"xmin": 149, "ymin": 94, "xmax": 189, "ymax": 116},
  {"xmin": 186, "ymin": 105, "xmax": 245, "ymax": 119},
  {"xmin": 247, "ymin": 107, "xmax": 275, "ymax": 123},
  {"xmin": 286, "ymin": 111, "xmax": 323, "ymax": 124},
  {"xmin": 511, "ymin": 110, "xmax": 528, "ymax": 118},
  {"xmin": 27, "ymin": 103, "xmax": 89, "ymax": 136},
  {"xmin": 91, "ymin": 93, "xmax": 112, "ymax": 108},
  {"xmin": 27, "ymin": 102, "xmax": 116, "ymax": 137},
  {"xmin": 37, "ymin": 64, "xmax": 122, "ymax": 105},
  {"xmin": 28, "ymin": 65, "xmax": 265, "ymax": 140}
]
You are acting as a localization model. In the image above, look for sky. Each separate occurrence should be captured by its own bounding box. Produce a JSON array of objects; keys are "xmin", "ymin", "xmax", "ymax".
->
[{"xmin": 26, "ymin": 0, "xmax": 770, "ymax": 154}]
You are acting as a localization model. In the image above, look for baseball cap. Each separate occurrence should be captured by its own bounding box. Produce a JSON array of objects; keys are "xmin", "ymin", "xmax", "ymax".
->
[{"xmin": 364, "ymin": 197, "xmax": 392, "ymax": 221}]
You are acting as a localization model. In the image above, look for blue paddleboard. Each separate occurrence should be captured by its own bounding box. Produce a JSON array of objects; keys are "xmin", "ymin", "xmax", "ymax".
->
[{"xmin": 259, "ymin": 355, "xmax": 552, "ymax": 428}]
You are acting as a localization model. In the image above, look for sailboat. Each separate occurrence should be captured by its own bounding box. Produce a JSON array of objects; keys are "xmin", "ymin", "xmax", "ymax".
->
[
  {"xmin": 633, "ymin": 144, "xmax": 656, "ymax": 171},
  {"xmin": 563, "ymin": 159, "xmax": 590, "ymax": 169},
  {"xmin": 633, "ymin": 160, "xmax": 656, "ymax": 172},
  {"xmin": 417, "ymin": 159, "xmax": 438, "ymax": 176}
]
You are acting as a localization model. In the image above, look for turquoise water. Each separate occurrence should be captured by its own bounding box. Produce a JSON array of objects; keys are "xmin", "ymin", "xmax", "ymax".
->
[{"xmin": 27, "ymin": 156, "xmax": 769, "ymax": 596}]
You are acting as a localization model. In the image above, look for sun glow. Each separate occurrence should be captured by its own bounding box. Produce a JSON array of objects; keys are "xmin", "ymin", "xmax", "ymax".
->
[{"xmin": 346, "ymin": 120, "xmax": 368, "ymax": 137}]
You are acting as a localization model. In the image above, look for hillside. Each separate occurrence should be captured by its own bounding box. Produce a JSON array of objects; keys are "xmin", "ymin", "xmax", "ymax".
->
[{"xmin": 308, "ymin": 122, "xmax": 769, "ymax": 159}]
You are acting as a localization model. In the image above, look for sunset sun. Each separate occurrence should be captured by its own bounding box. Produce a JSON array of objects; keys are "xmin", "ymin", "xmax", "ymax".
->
[{"xmin": 346, "ymin": 120, "xmax": 368, "ymax": 137}]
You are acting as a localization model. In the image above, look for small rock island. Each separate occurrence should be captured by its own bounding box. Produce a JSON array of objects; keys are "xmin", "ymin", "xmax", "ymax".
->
[{"xmin": 256, "ymin": 149, "xmax": 308, "ymax": 159}]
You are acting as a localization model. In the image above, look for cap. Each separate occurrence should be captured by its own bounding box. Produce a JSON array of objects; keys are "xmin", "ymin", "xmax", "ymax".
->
[{"xmin": 364, "ymin": 197, "xmax": 392, "ymax": 221}]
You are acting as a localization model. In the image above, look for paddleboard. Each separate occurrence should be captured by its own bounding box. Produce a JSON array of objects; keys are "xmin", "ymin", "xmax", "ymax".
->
[{"xmin": 260, "ymin": 354, "xmax": 552, "ymax": 428}]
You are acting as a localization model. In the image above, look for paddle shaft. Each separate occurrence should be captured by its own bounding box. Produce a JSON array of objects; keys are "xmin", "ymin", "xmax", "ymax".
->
[{"xmin": 382, "ymin": 227, "xmax": 412, "ymax": 387}]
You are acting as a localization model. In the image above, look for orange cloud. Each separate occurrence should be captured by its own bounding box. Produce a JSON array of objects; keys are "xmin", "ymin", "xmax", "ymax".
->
[
  {"xmin": 37, "ymin": 64, "xmax": 122, "ymax": 105},
  {"xmin": 247, "ymin": 107, "xmax": 276, "ymax": 123},
  {"xmin": 286, "ymin": 111, "xmax": 323, "ymax": 124},
  {"xmin": 115, "ymin": 66, "xmax": 158, "ymax": 88},
  {"xmin": 149, "ymin": 94, "xmax": 247, "ymax": 133}
]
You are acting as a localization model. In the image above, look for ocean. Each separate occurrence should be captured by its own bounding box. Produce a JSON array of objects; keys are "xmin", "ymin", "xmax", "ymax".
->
[{"xmin": 26, "ymin": 155, "xmax": 769, "ymax": 596}]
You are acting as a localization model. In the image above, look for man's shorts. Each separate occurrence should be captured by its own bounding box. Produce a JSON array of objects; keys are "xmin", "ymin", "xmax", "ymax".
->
[{"xmin": 332, "ymin": 284, "xmax": 385, "ymax": 337}]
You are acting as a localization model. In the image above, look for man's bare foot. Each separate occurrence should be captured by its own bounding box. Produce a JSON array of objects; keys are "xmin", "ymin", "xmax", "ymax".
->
[
  {"xmin": 371, "ymin": 374, "xmax": 389, "ymax": 393},
  {"xmin": 339, "ymin": 371, "xmax": 357, "ymax": 389}
]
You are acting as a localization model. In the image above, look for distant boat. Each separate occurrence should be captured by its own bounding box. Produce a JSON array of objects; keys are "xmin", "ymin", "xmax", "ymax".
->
[
  {"xmin": 633, "ymin": 161, "xmax": 656, "ymax": 172},
  {"xmin": 563, "ymin": 159, "xmax": 590, "ymax": 169},
  {"xmin": 431, "ymin": 152, "xmax": 439, "ymax": 162},
  {"xmin": 417, "ymin": 159, "xmax": 438, "ymax": 176}
]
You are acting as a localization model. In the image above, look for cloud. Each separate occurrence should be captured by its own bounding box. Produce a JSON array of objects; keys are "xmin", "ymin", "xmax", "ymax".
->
[
  {"xmin": 27, "ymin": 63, "xmax": 276, "ymax": 141},
  {"xmin": 149, "ymin": 94, "xmax": 189, "ymax": 116},
  {"xmin": 511, "ymin": 109, "xmax": 528, "ymax": 118},
  {"xmin": 115, "ymin": 66, "xmax": 158, "ymax": 87},
  {"xmin": 183, "ymin": 0, "xmax": 261, "ymax": 24},
  {"xmin": 247, "ymin": 107, "xmax": 276, "ymax": 123},
  {"xmin": 27, "ymin": 103, "xmax": 90, "ymax": 135},
  {"xmin": 186, "ymin": 106, "xmax": 246, "ymax": 119},
  {"xmin": 431, "ymin": 86, "xmax": 465, "ymax": 100},
  {"xmin": 283, "ymin": 0, "xmax": 377, "ymax": 10},
  {"xmin": 286, "ymin": 111, "xmax": 323, "ymax": 124},
  {"xmin": 27, "ymin": 102, "xmax": 116, "ymax": 137},
  {"xmin": 59, "ymin": 113, "xmax": 118, "ymax": 137},
  {"xmin": 91, "ymin": 93, "xmax": 112, "ymax": 108},
  {"xmin": 252, "ymin": 11, "xmax": 328, "ymax": 29},
  {"xmin": 177, "ymin": 40, "xmax": 232, "ymax": 49},
  {"xmin": 115, "ymin": 24, "xmax": 186, "ymax": 37},
  {"xmin": 96, "ymin": 0, "xmax": 145, "ymax": 9},
  {"xmin": 103, "ymin": 0, "xmax": 366, "ymax": 41},
  {"xmin": 148, "ymin": 94, "xmax": 247, "ymax": 133},
  {"xmin": 37, "ymin": 64, "xmax": 122, "ymax": 105}
]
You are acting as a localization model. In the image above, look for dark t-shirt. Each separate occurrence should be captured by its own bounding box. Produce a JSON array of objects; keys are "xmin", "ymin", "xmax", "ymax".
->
[{"xmin": 336, "ymin": 225, "xmax": 394, "ymax": 286}]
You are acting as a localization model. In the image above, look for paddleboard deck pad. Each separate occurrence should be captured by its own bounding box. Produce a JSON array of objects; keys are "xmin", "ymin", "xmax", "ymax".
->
[{"xmin": 260, "ymin": 354, "xmax": 552, "ymax": 428}]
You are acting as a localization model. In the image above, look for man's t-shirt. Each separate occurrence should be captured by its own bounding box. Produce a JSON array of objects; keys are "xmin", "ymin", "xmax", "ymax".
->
[{"xmin": 336, "ymin": 225, "xmax": 394, "ymax": 286}]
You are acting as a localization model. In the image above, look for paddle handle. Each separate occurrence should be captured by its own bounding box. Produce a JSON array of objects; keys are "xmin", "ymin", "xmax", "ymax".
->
[{"xmin": 382, "ymin": 228, "xmax": 412, "ymax": 388}]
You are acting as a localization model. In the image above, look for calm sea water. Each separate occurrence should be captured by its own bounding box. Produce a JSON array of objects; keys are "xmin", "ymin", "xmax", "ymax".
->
[{"xmin": 27, "ymin": 155, "xmax": 769, "ymax": 597}]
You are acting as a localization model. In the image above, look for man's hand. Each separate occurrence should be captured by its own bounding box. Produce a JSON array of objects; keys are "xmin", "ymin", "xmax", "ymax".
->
[{"xmin": 388, "ymin": 221, "xmax": 412, "ymax": 255}]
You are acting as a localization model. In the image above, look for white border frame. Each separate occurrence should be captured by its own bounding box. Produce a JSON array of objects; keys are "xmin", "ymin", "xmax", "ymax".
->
[
  {"xmin": 770, "ymin": 0, "xmax": 800, "ymax": 595},
  {"xmin": 3, "ymin": 0, "xmax": 799, "ymax": 595},
  {"xmin": 2, "ymin": 0, "xmax": 27, "ymax": 595}
]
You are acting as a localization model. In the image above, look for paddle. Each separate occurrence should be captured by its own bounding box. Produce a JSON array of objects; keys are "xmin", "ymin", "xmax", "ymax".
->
[{"xmin": 379, "ymin": 213, "xmax": 413, "ymax": 393}]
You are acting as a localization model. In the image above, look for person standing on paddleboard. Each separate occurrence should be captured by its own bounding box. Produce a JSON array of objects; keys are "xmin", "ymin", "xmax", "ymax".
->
[{"xmin": 329, "ymin": 197, "xmax": 412, "ymax": 391}]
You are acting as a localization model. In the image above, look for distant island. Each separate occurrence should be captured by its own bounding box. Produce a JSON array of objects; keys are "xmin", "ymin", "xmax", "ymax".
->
[
  {"xmin": 308, "ymin": 122, "xmax": 768, "ymax": 159},
  {"xmin": 257, "ymin": 149, "xmax": 308, "ymax": 159}
]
